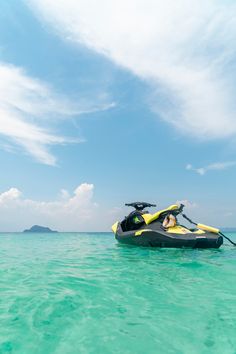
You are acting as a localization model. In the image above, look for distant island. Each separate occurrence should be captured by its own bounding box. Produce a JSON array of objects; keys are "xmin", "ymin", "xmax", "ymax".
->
[{"xmin": 23, "ymin": 225, "xmax": 58, "ymax": 233}]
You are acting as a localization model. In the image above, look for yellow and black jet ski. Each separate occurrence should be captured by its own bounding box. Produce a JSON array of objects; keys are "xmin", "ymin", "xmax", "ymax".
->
[{"xmin": 112, "ymin": 202, "xmax": 225, "ymax": 248}]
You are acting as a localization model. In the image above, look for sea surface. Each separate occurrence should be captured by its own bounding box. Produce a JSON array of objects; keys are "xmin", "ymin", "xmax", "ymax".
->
[{"xmin": 0, "ymin": 232, "xmax": 236, "ymax": 354}]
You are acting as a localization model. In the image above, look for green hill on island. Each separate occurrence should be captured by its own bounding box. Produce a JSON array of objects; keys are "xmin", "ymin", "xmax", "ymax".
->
[{"xmin": 23, "ymin": 225, "xmax": 58, "ymax": 233}]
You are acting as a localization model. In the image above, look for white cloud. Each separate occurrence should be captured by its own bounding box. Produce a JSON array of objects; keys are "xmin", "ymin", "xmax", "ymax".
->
[
  {"xmin": 224, "ymin": 211, "xmax": 233, "ymax": 217},
  {"xmin": 26, "ymin": 0, "xmax": 236, "ymax": 139},
  {"xmin": 60, "ymin": 188, "xmax": 70, "ymax": 200},
  {"xmin": 0, "ymin": 183, "xmax": 102, "ymax": 231},
  {"xmin": 186, "ymin": 161, "xmax": 236, "ymax": 175},
  {"xmin": 1, "ymin": 184, "xmax": 235, "ymax": 230},
  {"xmin": 176, "ymin": 200, "xmax": 197, "ymax": 208},
  {"xmin": 0, "ymin": 187, "xmax": 22, "ymax": 205},
  {"xmin": 0, "ymin": 62, "xmax": 114, "ymax": 165}
]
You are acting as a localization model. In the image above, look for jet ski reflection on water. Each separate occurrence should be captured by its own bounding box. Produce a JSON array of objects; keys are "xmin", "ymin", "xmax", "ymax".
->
[{"xmin": 112, "ymin": 202, "xmax": 225, "ymax": 248}]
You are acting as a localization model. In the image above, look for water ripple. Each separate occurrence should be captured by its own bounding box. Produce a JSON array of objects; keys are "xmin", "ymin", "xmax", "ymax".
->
[{"xmin": 0, "ymin": 232, "xmax": 235, "ymax": 353}]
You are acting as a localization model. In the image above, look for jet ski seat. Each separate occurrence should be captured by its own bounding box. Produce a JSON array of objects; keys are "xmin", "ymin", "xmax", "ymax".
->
[
  {"xmin": 142, "ymin": 204, "xmax": 179, "ymax": 225},
  {"xmin": 120, "ymin": 205, "xmax": 180, "ymax": 231}
]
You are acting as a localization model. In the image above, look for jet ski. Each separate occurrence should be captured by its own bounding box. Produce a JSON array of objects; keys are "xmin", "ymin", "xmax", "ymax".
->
[{"xmin": 112, "ymin": 202, "xmax": 224, "ymax": 248}]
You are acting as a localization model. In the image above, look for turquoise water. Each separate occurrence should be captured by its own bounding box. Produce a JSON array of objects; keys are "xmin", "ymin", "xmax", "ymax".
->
[{"xmin": 0, "ymin": 232, "xmax": 236, "ymax": 354}]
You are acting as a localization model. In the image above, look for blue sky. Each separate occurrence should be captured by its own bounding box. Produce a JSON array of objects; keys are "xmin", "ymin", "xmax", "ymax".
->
[{"xmin": 0, "ymin": 0, "xmax": 236, "ymax": 231}]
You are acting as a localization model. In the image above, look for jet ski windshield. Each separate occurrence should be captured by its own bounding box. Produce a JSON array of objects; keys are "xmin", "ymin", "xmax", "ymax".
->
[
  {"xmin": 121, "ymin": 210, "xmax": 145, "ymax": 232},
  {"xmin": 121, "ymin": 202, "xmax": 157, "ymax": 231}
]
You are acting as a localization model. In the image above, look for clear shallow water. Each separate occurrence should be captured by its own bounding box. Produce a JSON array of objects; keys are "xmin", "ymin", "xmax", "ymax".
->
[{"xmin": 0, "ymin": 232, "xmax": 236, "ymax": 354}]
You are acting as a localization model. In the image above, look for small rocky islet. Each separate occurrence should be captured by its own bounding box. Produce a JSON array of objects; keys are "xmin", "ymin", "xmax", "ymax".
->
[{"xmin": 23, "ymin": 225, "xmax": 58, "ymax": 233}]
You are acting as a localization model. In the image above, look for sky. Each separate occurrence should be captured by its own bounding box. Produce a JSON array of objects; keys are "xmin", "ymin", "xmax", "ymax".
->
[{"xmin": 0, "ymin": 0, "xmax": 236, "ymax": 231}]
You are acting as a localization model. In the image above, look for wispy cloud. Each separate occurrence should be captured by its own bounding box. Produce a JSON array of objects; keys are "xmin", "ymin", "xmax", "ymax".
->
[
  {"xmin": 0, "ymin": 183, "xmax": 95, "ymax": 231},
  {"xmin": 0, "ymin": 62, "xmax": 114, "ymax": 165},
  {"xmin": 176, "ymin": 199, "xmax": 197, "ymax": 208},
  {"xmin": 27, "ymin": 0, "xmax": 236, "ymax": 140},
  {"xmin": 0, "ymin": 183, "xmax": 123, "ymax": 231},
  {"xmin": 186, "ymin": 161, "xmax": 236, "ymax": 175}
]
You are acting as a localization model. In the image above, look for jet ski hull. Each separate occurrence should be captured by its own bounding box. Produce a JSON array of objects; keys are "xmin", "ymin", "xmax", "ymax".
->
[
  {"xmin": 115, "ymin": 224, "xmax": 223, "ymax": 249},
  {"xmin": 113, "ymin": 203, "xmax": 224, "ymax": 249}
]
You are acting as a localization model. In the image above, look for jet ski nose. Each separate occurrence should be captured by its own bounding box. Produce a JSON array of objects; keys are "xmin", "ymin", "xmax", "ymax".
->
[{"xmin": 195, "ymin": 234, "xmax": 223, "ymax": 249}]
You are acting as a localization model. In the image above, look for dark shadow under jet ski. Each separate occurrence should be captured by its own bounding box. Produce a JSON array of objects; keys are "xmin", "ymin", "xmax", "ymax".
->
[{"xmin": 112, "ymin": 202, "xmax": 225, "ymax": 249}]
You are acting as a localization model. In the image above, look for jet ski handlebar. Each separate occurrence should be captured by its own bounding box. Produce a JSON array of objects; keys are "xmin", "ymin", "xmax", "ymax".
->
[{"xmin": 125, "ymin": 202, "xmax": 157, "ymax": 211}]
